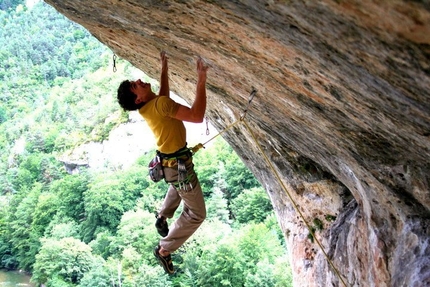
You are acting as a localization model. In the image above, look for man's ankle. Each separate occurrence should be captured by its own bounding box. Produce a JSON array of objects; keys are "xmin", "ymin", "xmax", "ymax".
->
[{"xmin": 159, "ymin": 246, "xmax": 170, "ymax": 257}]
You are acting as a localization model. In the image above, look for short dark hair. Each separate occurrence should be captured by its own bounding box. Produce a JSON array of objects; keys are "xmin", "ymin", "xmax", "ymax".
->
[{"xmin": 117, "ymin": 80, "xmax": 145, "ymax": 111}]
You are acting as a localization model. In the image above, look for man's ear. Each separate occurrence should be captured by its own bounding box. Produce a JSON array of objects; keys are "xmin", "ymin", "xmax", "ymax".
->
[{"xmin": 134, "ymin": 93, "xmax": 143, "ymax": 104}]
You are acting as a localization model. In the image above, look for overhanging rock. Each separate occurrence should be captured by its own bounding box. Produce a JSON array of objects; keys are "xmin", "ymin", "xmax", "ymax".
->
[{"xmin": 45, "ymin": 1, "xmax": 430, "ymax": 286}]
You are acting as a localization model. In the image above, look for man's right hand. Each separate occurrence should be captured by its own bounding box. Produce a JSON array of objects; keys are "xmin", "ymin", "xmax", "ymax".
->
[
  {"xmin": 196, "ymin": 56, "xmax": 208, "ymax": 81},
  {"xmin": 159, "ymin": 51, "xmax": 170, "ymax": 97},
  {"xmin": 161, "ymin": 51, "xmax": 168, "ymax": 71},
  {"xmin": 174, "ymin": 56, "xmax": 208, "ymax": 123}
]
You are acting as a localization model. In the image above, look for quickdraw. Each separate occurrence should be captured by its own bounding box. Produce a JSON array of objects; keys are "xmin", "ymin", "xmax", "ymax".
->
[{"xmin": 112, "ymin": 54, "xmax": 117, "ymax": 72}]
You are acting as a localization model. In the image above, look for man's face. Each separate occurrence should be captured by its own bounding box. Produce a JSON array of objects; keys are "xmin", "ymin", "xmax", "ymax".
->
[{"xmin": 130, "ymin": 79, "xmax": 151, "ymax": 104}]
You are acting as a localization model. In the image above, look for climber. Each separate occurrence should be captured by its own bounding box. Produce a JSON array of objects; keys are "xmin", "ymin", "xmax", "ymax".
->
[{"xmin": 116, "ymin": 51, "xmax": 208, "ymax": 274}]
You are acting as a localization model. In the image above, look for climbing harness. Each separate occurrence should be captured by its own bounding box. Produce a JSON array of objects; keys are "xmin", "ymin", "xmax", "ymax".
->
[
  {"xmin": 148, "ymin": 147, "xmax": 191, "ymax": 184},
  {"xmin": 154, "ymin": 146, "xmax": 194, "ymax": 190},
  {"xmin": 189, "ymin": 87, "xmax": 349, "ymax": 287}
]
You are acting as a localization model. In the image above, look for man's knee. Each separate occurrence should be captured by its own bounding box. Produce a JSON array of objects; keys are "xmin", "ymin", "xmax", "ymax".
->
[
  {"xmin": 189, "ymin": 207, "xmax": 206, "ymax": 224},
  {"xmin": 198, "ymin": 208, "xmax": 206, "ymax": 224}
]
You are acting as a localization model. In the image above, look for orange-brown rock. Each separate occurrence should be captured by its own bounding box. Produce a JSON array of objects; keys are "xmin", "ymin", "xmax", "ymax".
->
[{"xmin": 45, "ymin": 1, "xmax": 430, "ymax": 286}]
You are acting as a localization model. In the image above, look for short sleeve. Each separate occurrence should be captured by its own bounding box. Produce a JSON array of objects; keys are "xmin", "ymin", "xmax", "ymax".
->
[{"xmin": 156, "ymin": 96, "xmax": 180, "ymax": 118}]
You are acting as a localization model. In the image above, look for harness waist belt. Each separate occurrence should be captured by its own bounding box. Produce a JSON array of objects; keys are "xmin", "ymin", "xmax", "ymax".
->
[
  {"xmin": 162, "ymin": 157, "xmax": 192, "ymax": 168},
  {"xmin": 157, "ymin": 145, "xmax": 192, "ymax": 159}
]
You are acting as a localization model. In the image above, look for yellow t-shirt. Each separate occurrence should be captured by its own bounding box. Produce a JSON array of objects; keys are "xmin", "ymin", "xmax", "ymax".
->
[{"xmin": 138, "ymin": 96, "xmax": 186, "ymax": 154}]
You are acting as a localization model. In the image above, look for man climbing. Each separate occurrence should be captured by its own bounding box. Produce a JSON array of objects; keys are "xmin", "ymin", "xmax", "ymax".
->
[{"xmin": 116, "ymin": 51, "xmax": 208, "ymax": 274}]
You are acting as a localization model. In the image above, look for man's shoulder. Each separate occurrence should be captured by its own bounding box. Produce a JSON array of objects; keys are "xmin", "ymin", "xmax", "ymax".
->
[
  {"xmin": 156, "ymin": 95, "xmax": 173, "ymax": 102},
  {"xmin": 155, "ymin": 95, "xmax": 180, "ymax": 107}
]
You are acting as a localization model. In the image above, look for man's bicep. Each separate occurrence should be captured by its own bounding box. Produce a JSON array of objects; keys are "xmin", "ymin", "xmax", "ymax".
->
[{"xmin": 174, "ymin": 105, "xmax": 200, "ymax": 123}]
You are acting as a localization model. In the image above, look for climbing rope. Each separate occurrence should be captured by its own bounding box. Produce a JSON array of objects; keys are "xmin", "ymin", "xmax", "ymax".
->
[
  {"xmin": 191, "ymin": 88, "xmax": 348, "ymax": 287},
  {"xmin": 241, "ymin": 119, "xmax": 348, "ymax": 287}
]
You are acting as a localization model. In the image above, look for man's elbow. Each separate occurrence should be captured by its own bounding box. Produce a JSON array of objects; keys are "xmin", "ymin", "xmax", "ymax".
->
[
  {"xmin": 190, "ymin": 115, "xmax": 204, "ymax": 123},
  {"xmin": 188, "ymin": 110, "xmax": 205, "ymax": 123}
]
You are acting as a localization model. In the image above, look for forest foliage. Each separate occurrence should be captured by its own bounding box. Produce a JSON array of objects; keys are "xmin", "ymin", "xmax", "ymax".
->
[{"xmin": 0, "ymin": 1, "xmax": 293, "ymax": 286}]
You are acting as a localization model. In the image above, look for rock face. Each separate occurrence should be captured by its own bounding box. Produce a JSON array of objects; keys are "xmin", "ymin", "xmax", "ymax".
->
[{"xmin": 45, "ymin": 1, "xmax": 430, "ymax": 286}]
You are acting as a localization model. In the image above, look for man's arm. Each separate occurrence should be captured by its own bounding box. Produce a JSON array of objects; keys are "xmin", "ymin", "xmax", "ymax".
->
[
  {"xmin": 158, "ymin": 51, "xmax": 170, "ymax": 97},
  {"xmin": 175, "ymin": 57, "xmax": 208, "ymax": 123}
]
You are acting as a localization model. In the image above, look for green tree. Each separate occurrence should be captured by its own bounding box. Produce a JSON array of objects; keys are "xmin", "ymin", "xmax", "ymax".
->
[
  {"xmin": 264, "ymin": 213, "xmax": 286, "ymax": 245},
  {"xmin": 81, "ymin": 178, "xmax": 126, "ymax": 242},
  {"xmin": 49, "ymin": 172, "xmax": 89, "ymax": 222},
  {"xmin": 80, "ymin": 170, "xmax": 144, "ymax": 242},
  {"xmin": 197, "ymin": 243, "xmax": 247, "ymax": 287},
  {"xmin": 0, "ymin": 105, "xmax": 7, "ymax": 123},
  {"xmin": 46, "ymin": 220, "xmax": 80, "ymax": 240},
  {"xmin": 231, "ymin": 187, "xmax": 273, "ymax": 223},
  {"xmin": 11, "ymin": 153, "xmax": 63, "ymax": 189},
  {"xmin": 193, "ymin": 147, "xmax": 221, "ymax": 196},
  {"xmin": 0, "ymin": 0, "xmax": 24, "ymax": 11},
  {"xmin": 206, "ymin": 187, "xmax": 230, "ymax": 223},
  {"xmin": 114, "ymin": 209, "xmax": 159, "ymax": 261},
  {"xmin": 8, "ymin": 167, "xmax": 34, "ymax": 192},
  {"xmin": 244, "ymin": 259, "xmax": 276, "ymax": 287},
  {"xmin": 179, "ymin": 222, "xmax": 288, "ymax": 287},
  {"xmin": 0, "ymin": 196, "xmax": 18, "ymax": 269},
  {"xmin": 32, "ymin": 192, "xmax": 60, "ymax": 236},
  {"xmin": 32, "ymin": 237, "xmax": 94, "ymax": 285},
  {"xmin": 273, "ymin": 255, "xmax": 293, "ymax": 287},
  {"xmin": 88, "ymin": 230, "xmax": 114, "ymax": 259},
  {"xmin": 43, "ymin": 276, "xmax": 75, "ymax": 287},
  {"xmin": 77, "ymin": 257, "xmax": 111, "ymax": 287},
  {"xmin": 179, "ymin": 219, "xmax": 233, "ymax": 286},
  {"xmin": 9, "ymin": 183, "xmax": 42, "ymax": 270},
  {"xmin": 221, "ymin": 148, "xmax": 260, "ymax": 200},
  {"xmin": 132, "ymin": 264, "xmax": 172, "ymax": 287},
  {"xmin": 238, "ymin": 223, "xmax": 281, "ymax": 269}
]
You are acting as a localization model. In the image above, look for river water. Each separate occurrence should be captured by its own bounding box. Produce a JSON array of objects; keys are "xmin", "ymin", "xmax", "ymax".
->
[{"xmin": 0, "ymin": 270, "xmax": 35, "ymax": 287}]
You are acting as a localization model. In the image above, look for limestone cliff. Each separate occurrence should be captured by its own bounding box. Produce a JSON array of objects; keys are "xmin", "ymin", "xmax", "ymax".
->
[{"xmin": 44, "ymin": 1, "xmax": 430, "ymax": 286}]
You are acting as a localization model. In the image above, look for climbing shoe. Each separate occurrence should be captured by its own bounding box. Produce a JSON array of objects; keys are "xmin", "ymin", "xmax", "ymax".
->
[
  {"xmin": 155, "ymin": 214, "xmax": 169, "ymax": 237},
  {"xmin": 153, "ymin": 245, "xmax": 174, "ymax": 274}
]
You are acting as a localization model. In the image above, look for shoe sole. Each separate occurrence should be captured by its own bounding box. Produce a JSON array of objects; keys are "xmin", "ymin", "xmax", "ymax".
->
[
  {"xmin": 153, "ymin": 248, "xmax": 174, "ymax": 274},
  {"xmin": 155, "ymin": 218, "xmax": 169, "ymax": 237},
  {"xmin": 156, "ymin": 224, "xmax": 169, "ymax": 237}
]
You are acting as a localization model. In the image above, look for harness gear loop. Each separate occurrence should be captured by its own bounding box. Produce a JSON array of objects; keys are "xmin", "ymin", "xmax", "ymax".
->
[
  {"xmin": 177, "ymin": 158, "xmax": 188, "ymax": 189},
  {"xmin": 113, "ymin": 54, "xmax": 117, "ymax": 72}
]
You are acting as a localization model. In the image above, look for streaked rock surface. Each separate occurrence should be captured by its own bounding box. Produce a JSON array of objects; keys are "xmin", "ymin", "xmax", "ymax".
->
[{"xmin": 45, "ymin": 1, "xmax": 430, "ymax": 286}]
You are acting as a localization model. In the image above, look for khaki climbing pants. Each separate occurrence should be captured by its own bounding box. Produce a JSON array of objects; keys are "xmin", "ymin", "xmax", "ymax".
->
[{"xmin": 159, "ymin": 157, "xmax": 206, "ymax": 252}]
